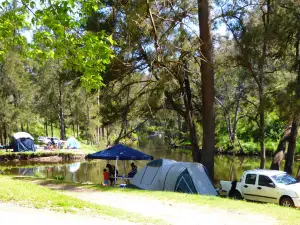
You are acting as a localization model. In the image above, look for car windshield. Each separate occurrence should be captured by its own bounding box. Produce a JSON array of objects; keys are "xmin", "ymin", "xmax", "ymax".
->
[{"xmin": 272, "ymin": 174, "xmax": 298, "ymax": 185}]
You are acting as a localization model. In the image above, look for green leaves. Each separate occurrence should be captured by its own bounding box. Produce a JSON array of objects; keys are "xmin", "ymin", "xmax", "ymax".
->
[{"xmin": 0, "ymin": 0, "xmax": 114, "ymax": 91}]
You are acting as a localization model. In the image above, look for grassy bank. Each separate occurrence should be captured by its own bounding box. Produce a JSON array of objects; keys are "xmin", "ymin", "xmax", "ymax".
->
[
  {"xmin": 0, "ymin": 175, "xmax": 164, "ymax": 225},
  {"xmin": 0, "ymin": 150, "xmax": 86, "ymax": 161},
  {"xmin": 19, "ymin": 177, "xmax": 300, "ymax": 225}
]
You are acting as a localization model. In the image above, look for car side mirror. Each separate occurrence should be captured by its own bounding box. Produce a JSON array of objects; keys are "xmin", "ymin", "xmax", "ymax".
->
[{"xmin": 268, "ymin": 183, "xmax": 275, "ymax": 188}]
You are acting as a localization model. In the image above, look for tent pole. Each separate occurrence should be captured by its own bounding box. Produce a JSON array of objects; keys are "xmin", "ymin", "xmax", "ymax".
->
[
  {"xmin": 123, "ymin": 161, "xmax": 126, "ymax": 176},
  {"xmin": 84, "ymin": 160, "xmax": 88, "ymax": 183},
  {"xmin": 114, "ymin": 157, "xmax": 118, "ymax": 187}
]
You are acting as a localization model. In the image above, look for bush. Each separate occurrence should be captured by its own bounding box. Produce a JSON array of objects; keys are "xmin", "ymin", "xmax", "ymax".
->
[{"xmin": 240, "ymin": 141, "xmax": 259, "ymax": 155}]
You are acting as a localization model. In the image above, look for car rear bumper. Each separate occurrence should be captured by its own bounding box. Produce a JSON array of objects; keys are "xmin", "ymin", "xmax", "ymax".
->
[{"xmin": 292, "ymin": 197, "xmax": 300, "ymax": 207}]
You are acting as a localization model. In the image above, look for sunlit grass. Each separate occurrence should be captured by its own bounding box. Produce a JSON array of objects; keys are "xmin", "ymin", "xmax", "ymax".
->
[
  {"xmin": 0, "ymin": 176, "xmax": 165, "ymax": 225},
  {"xmin": 18, "ymin": 177, "xmax": 300, "ymax": 225}
]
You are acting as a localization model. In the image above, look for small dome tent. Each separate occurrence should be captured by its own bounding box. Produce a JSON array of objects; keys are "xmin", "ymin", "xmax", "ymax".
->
[
  {"xmin": 66, "ymin": 137, "xmax": 80, "ymax": 149},
  {"xmin": 11, "ymin": 132, "xmax": 35, "ymax": 152},
  {"xmin": 130, "ymin": 159, "xmax": 217, "ymax": 196}
]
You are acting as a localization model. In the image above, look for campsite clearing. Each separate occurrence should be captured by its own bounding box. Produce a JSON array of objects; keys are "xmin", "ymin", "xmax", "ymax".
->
[{"xmin": 18, "ymin": 177, "xmax": 300, "ymax": 225}]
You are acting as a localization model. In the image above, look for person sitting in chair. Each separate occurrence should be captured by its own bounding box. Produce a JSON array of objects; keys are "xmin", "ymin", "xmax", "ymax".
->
[{"xmin": 128, "ymin": 162, "xmax": 137, "ymax": 178}]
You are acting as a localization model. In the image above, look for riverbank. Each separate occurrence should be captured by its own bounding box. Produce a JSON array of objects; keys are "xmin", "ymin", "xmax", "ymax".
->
[
  {"xmin": 7, "ymin": 176, "xmax": 300, "ymax": 225},
  {"xmin": 0, "ymin": 151, "xmax": 86, "ymax": 162}
]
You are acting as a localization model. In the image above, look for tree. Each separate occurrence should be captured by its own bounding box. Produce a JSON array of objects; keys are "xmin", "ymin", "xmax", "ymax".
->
[{"xmin": 198, "ymin": 0, "xmax": 215, "ymax": 180}]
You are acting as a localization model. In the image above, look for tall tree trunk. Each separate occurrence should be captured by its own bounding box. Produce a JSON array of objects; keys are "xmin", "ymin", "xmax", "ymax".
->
[
  {"xmin": 97, "ymin": 126, "xmax": 100, "ymax": 144},
  {"xmin": 26, "ymin": 121, "xmax": 29, "ymax": 133},
  {"xmin": 284, "ymin": 34, "xmax": 300, "ymax": 174},
  {"xmin": 3, "ymin": 122, "xmax": 7, "ymax": 145},
  {"xmin": 97, "ymin": 91, "xmax": 100, "ymax": 144},
  {"xmin": 198, "ymin": 0, "xmax": 215, "ymax": 180},
  {"xmin": 284, "ymin": 120, "xmax": 298, "ymax": 174},
  {"xmin": 58, "ymin": 83, "xmax": 66, "ymax": 140},
  {"xmin": 76, "ymin": 122, "xmax": 79, "ymax": 137},
  {"xmin": 51, "ymin": 122, "xmax": 53, "ymax": 137},
  {"xmin": 258, "ymin": 0, "xmax": 270, "ymax": 169},
  {"xmin": 232, "ymin": 84, "xmax": 242, "ymax": 143},
  {"xmin": 86, "ymin": 104, "xmax": 90, "ymax": 144},
  {"xmin": 0, "ymin": 123, "xmax": 3, "ymax": 145},
  {"xmin": 102, "ymin": 126, "xmax": 105, "ymax": 139},
  {"xmin": 177, "ymin": 113, "xmax": 182, "ymax": 140},
  {"xmin": 183, "ymin": 75, "xmax": 201, "ymax": 162},
  {"xmin": 259, "ymin": 86, "xmax": 265, "ymax": 169},
  {"xmin": 45, "ymin": 119, "xmax": 48, "ymax": 136},
  {"xmin": 21, "ymin": 123, "xmax": 24, "ymax": 132},
  {"xmin": 115, "ymin": 87, "xmax": 130, "ymax": 145},
  {"xmin": 72, "ymin": 123, "xmax": 75, "ymax": 137},
  {"xmin": 106, "ymin": 127, "xmax": 110, "ymax": 145}
]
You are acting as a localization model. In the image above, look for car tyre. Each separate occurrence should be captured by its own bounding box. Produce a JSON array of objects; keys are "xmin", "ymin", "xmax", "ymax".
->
[
  {"xmin": 280, "ymin": 197, "xmax": 294, "ymax": 207},
  {"xmin": 230, "ymin": 191, "xmax": 243, "ymax": 200}
]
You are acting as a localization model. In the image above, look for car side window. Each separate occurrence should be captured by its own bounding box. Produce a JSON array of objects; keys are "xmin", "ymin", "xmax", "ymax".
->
[
  {"xmin": 245, "ymin": 174, "xmax": 257, "ymax": 185},
  {"xmin": 258, "ymin": 175, "xmax": 274, "ymax": 187}
]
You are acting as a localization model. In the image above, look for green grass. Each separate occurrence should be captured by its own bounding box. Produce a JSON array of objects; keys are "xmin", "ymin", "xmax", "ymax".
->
[
  {"xmin": 0, "ymin": 175, "xmax": 165, "ymax": 225},
  {"xmin": 18, "ymin": 177, "xmax": 300, "ymax": 225}
]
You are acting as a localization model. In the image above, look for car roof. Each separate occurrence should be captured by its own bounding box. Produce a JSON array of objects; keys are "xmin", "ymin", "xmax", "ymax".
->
[{"xmin": 245, "ymin": 169, "xmax": 286, "ymax": 176}]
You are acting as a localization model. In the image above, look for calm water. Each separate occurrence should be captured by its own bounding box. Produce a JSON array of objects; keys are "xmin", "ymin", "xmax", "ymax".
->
[{"xmin": 1, "ymin": 137, "xmax": 300, "ymax": 185}]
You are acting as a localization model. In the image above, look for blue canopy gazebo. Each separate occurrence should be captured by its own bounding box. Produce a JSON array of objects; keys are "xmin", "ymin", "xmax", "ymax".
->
[{"xmin": 87, "ymin": 144, "xmax": 154, "ymax": 185}]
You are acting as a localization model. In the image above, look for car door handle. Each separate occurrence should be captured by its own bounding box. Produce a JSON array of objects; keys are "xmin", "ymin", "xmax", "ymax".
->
[
  {"xmin": 257, "ymin": 187, "xmax": 262, "ymax": 190},
  {"xmin": 244, "ymin": 185, "xmax": 248, "ymax": 188}
]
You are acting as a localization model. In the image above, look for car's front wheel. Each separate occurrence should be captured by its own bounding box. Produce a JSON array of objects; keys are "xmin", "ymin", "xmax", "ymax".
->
[{"xmin": 280, "ymin": 196, "xmax": 295, "ymax": 207}]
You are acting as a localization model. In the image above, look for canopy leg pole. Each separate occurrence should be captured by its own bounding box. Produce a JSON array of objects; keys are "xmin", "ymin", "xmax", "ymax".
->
[
  {"xmin": 114, "ymin": 157, "xmax": 118, "ymax": 187},
  {"xmin": 123, "ymin": 161, "xmax": 126, "ymax": 175},
  {"xmin": 84, "ymin": 160, "xmax": 88, "ymax": 183}
]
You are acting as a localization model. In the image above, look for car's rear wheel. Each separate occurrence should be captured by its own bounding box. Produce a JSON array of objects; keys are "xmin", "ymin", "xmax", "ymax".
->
[
  {"xmin": 230, "ymin": 191, "xmax": 243, "ymax": 200},
  {"xmin": 280, "ymin": 197, "xmax": 294, "ymax": 207}
]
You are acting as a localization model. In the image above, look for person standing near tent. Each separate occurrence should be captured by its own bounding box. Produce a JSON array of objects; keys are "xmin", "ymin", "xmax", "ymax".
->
[
  {"xmin": 103, "ymin": 168, "xmax": 109, "ymax": 186},
  {"xmin": 128, "ymin": 162, "xmax": 137, "ymax": 178},
  {"xmin": 106, "ymin": 163, "xmax": 118, "ymax": 186}
]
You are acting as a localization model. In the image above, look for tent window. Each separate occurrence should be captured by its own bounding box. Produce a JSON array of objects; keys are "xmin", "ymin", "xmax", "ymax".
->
[{"xmin": 175, "ymin": 169, "xmax": 197, "ymax": 194}]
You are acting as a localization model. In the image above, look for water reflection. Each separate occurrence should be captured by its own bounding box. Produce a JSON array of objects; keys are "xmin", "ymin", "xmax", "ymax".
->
[{"xmin": 1, "ymin": 136, "xmax": 299, "ymax": 185}]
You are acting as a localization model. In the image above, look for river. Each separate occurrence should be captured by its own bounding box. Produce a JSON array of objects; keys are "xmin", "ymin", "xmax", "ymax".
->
[{"xmin": 1, "ymin": 136, "xmax": 299, "ymax": 186}]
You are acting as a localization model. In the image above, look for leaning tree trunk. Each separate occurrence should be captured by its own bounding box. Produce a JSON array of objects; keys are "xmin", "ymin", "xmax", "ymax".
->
[
  {"xmin": 270, "ymin": 125, "xmax": 291, "ymax": 170},
  {"xmin": 284, "ymin": 120, "xmax": 298, "ymax": 174},
  {"xmin": 198, "ymin": 0, "xmax": 215, "ymax": 181}
]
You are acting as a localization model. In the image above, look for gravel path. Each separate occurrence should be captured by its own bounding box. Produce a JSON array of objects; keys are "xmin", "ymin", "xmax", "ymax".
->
[
  {"xmin": 19, "ymin": 180, "xmax": 278, "ymax": 225},
  {"xmin": 0, "ymin": 202, "xmax": 136, "ymax": 225},
  {"xmin": 65, "ymin": 190, "xmax": 277, "ymax": 225}
]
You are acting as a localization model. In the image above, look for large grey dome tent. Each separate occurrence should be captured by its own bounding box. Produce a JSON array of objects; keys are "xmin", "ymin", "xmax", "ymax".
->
[
  {"xmin": 11, "ymin": 132, "xmax": 35, "ymax": 152},
  {"xmin": 130, "ymin": 159, "xmax": 217, "ymax": 196}
]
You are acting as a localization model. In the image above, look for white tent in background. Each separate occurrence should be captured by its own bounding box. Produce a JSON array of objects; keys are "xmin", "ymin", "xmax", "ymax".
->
[
  {"xmin": 66, "ymin": 137, "xmax": 80, "ymax": 149},
  {"xmin": 130, "ymin": 159, "xmax": 217, "ymax": 196}
]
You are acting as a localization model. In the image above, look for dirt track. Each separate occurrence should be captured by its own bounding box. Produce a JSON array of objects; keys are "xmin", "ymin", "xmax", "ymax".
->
[
  {"xmin": 27, "ymin": 180, "xmax": 277, "ymax": 225},
  {"xmin": 0, "ymin": 202, "xmax": 136, "ymax": 225}
]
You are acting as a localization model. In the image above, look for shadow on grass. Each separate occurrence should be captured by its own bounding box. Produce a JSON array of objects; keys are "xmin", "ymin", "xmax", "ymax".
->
[{"xmin": 13, "ymin": 176, "xmax": 125, "ymax": 192}]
